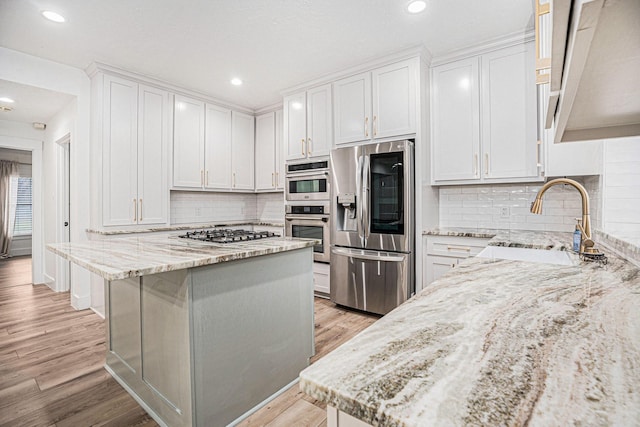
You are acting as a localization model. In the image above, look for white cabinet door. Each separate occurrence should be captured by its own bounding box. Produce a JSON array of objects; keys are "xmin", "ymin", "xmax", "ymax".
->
[
  {"xmin": 431, "ymin": 57, "xmax": 480, "ymax": 182},
  {"xmin": 173, "ymin": 95, "xmax": 205, "ymax": 188},
  {"xmin": 204, "ymin": 104, "xmax": 232, "ymax": 189},
  {"xmin": 284, "ymin": 92, "xmax": 307, "ymax": 161},
  {"xmin": 334, "ymin": 72, "xmax": 371, "ymax": 145},
  {"xmin": 137, "ymin": 84, "xmax": 168, "ymax": 225},
  {"xmin": 231, "ymin": 111, "xmax": 255, "ymax": 190},
  {"xmin": 372, "ymin": 59, "xmax": 417, "ymax": 139},
  {"xmin": 103, "ymin": 75, "xmax": 138, "ymax": 226},
  {"xmin": 481, "ymin": 43, "xmax": 538, "ymax": 180},
  {"xmin": 425, "ymin": 255, "xmax": 461, "ymax": 286},
  {"xmin": 275, "ymin": 109, "xmax": 285, "ymax": 190},
  {"xmin": 255, "ymin": 112, "xmax": 276, "ymax": 191},
  {"xmin": 306, "ymin": 84, "xmax": 332, "ymax": 157}
]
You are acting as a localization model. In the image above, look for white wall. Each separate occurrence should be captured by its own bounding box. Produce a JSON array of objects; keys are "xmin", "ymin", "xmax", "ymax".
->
[
  {"xmin": 602, "ymin": 136, "xmax": 640, "ymax": 246},
  {"xmin": 0, "ymin": 47, "xmax": 92, "ymax": 310}
]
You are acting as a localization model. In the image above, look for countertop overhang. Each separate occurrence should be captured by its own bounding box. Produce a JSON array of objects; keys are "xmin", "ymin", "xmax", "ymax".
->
[
  {"xmin": 300, "ymin": 231, "xmax": 640, "ymax": 426},
  {"xmin": 47, "ymin": 234, "xmax": 318, "ymax": 281}
]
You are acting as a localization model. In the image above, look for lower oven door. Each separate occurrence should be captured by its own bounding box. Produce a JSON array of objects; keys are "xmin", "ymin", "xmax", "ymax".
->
[
  {"xmin": 285, "ymin": 215, "xmax": 330, "ymax": 263},
  {"xmin": 330, "ymin": 246, "xmax": 412, "ymax": 315}
]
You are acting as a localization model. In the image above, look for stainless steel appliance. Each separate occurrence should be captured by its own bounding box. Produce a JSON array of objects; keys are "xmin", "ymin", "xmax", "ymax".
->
[
  {"xmin": 285, "ymin": 202, "xmax": 330, "ymax": 263},
  {"xmin": 330, "ymin": 140, "xmax": 414, "ymax": 315},
  {"xmin": 285, "ymin": 161, "xmax": 330, "ymax": 202},
  {"xmin": 178, "ymin": 229, "xmax": 279, "ymax": 243}
]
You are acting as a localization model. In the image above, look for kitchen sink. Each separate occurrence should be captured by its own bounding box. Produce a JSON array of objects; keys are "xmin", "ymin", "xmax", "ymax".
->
[{"xmin": 476, "ymin": 246, "xmax": 574, "ymax": 266}]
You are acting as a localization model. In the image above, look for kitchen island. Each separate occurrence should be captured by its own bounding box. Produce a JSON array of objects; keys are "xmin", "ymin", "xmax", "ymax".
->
[
  {"xmin": 48, "ymin": 233, "xmax": 317, "ymax": 427},
  {"xmin": 300, "ymin": 231, "xmax": 640, "ymax": 426}
]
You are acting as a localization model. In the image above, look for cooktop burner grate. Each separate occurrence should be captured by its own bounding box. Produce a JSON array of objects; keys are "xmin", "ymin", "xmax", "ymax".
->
[{"xmin": 178, "ymin": 229, "xmax": 279, "ymax": 244}]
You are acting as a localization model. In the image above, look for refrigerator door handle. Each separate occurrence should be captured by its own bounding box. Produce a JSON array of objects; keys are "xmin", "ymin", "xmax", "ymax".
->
[
  {"xmin": 331, "ymin": 247, "xmax": 406, "ymax": 263},
  {"xmin": 362, "ymin": 154, "xmax": 370, "ymax": 243}
]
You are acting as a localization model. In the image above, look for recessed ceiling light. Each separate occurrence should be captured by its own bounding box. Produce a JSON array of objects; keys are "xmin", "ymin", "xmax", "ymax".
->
[
  {"xmin": 407, "ymin": 0, "xmax": 427, "ymax": 14},
  {"xmin": 230, "ymin": 78, "xmax": 243, "ymax": 86},
  {"xmin": 42, "ymin": 10, "xmax": 66, "ymax": 23},
  {"xmin": 0, "ymin": 97, "xmax": 15, "ymax": 103}
]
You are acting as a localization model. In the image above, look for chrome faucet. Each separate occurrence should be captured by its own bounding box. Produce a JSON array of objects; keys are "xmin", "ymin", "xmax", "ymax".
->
[{"xmin": 530, "ymin": 178, "xmax": 601, "ymax": 255}]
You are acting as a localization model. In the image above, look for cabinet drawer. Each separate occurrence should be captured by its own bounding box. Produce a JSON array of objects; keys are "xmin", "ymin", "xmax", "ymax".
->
[
  {"xmin": 313, "ymin": 262, "xmax": 330, "ymax": 295},
  {"xmin": 425, "ymin": 236, "xmax": 490, "ymax": 258}
]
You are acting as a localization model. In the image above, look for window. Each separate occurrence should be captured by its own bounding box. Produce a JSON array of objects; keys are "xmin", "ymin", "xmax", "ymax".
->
[{"xmin": 13, "ymin": 176, "xmax": 32, "ymax": 236}]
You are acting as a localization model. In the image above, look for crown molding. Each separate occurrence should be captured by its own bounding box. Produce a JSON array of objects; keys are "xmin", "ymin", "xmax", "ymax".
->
[{"xmin": 430, "ymin": 30, "xmax": 535, "ymax": 67}]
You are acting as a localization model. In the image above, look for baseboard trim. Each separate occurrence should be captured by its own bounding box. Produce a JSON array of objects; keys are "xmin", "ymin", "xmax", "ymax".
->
[
  {"xmin": 90, "ymin": 307, "xmax": 105, "ymax": 319},
  {"xmin": 71, "ymin": 293, "xmax": 91, "ymax": 310}
]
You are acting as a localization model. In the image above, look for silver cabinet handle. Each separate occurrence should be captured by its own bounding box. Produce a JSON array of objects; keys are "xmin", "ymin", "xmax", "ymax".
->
[
  {"xmin": 308, "ymin": 137, "xmax": 312, "ymax": 156},
  {"xmin": 331, "ymin": 247, "xmax": 406, "ymax": 262},
  {"xmin": 474, "ymin": 154, "xmax": 478, "ymax": 177},
  {"xmin": 200, "ymin": 170, "xmax": 204, "ymax": 186},
  {"xmin": 301, "ymin": 138, "xmax": 305, "ymax": 156},
  {"xmin": 364, "ymin": 117, "xmax": 369, "ymax": 137},
  {"xmin": 206, "ymin": 170, "xmax": 209, "ymax": 186},
  {"xmin": 373, "ymin": 115, "xmax": 377, "ymax": 137},
  {"xmin": 233, "ymin": 172, "xmax": 236, "ymax": 188},
  {"xmin": 133, "ymin": 198, "xmax": 137, "ymax": 222},
  {"xmin": 139, "ymin": 199, "xmax": 143, "ymax": 221},
  {"xmin": 447, "ymin": 245, "xmax": 471, "ymax": 252},
  {"xmin": 484, "ymin": 153, "xmax": 489, "ymax": 177},
  {"xmin": 272, "ymin": 172, "xmax": 275, "ymax": 187}
]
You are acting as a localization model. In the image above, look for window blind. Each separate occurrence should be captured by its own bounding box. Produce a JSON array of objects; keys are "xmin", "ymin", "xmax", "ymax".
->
[{"xmin": 13, "ymin": 166, "xmax": 33, "ymax": 236}]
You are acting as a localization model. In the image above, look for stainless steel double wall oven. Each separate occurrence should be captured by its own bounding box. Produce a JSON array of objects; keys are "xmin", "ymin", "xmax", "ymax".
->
[{"xmin": 284, "ymin": 161, "xmax": 331, "ymax": 263}]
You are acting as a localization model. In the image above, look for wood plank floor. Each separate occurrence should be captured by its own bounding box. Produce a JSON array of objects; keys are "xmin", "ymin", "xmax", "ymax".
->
[{"xmin": 0, "ymin": 257, "xmax": 378, "ymax": 426}]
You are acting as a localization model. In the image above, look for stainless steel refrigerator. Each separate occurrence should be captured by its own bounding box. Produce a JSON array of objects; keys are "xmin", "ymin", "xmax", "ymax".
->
[{"xmin": 330, "ymin": 140, "xmax": 414, "ymax": 315}]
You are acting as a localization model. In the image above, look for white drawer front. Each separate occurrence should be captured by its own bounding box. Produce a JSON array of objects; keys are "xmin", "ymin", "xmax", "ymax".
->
[{"xmin": 426, "ymin": 235, "xmax": 491, "ymax": 258}]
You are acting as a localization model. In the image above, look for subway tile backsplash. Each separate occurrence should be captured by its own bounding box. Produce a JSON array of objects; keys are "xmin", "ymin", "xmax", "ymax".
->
[
  {"xmin": 170, "ymin": 191, "xmax": 284, "ymax": 225},
  {"xmin": 439, "ymin": 177, "xmax": 601, "ymax": 233}
]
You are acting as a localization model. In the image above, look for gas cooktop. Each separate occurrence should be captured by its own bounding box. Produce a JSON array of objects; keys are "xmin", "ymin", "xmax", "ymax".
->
[{"xmin": 178, "ymin": 229, "xmax": 279, "ymax": 244}]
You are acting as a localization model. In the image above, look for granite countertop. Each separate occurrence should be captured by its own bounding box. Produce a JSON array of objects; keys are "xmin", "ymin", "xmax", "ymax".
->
[
  {"xmin": 86, "ymin": 221, "xmax": 285, "ymax": 235},
  {"xmin": 47, "ymin": 234, "xmax": 316, "ymax": 281},
  {"xmin": 300, "ymin": 231, "xmax": 640, "ymax": 426}
]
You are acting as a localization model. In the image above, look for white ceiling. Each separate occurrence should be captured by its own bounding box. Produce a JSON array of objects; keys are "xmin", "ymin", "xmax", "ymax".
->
[
  {"xmin": 0, "ymin": 0, "xmax": 535, "ymax": 111},
  {"xmin": 0, "ymin": 79, "xmax": 76, "ymax": 123}
]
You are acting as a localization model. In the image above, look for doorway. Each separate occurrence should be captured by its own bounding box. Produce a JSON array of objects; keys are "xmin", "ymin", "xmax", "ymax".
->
[{"xmin": 55, "ymin": 134, "xmax": 71, "ymax": 291}]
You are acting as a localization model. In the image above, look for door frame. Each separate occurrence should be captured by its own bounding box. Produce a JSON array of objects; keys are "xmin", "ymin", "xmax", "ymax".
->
[
  {"xmin": 0, "ymin": 135, "xmax": 43, "ymax": 285},
  {"xmin": 55, "ymin": 133, "xmax": 71, "ymax": 292}
]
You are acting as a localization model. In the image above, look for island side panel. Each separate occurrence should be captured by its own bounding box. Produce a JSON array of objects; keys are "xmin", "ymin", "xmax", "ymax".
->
[
  {"xmin": 190, "ymin": 247, "xmax": 314, "ymax": 427},
  {"xmin": 106, "ymin": 272, "xmax": 193, "ymax": 427}
]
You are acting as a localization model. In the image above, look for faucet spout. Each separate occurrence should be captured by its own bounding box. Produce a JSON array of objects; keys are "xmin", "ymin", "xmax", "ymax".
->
[{"xmin": 530, "ymin": 178, "xmax": 599, "ymax": 254}]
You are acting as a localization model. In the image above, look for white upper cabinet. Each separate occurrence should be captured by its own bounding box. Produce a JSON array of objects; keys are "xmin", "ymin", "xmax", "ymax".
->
[
  {"xmin": 204, "ymin": 104, "xmax": 232, "ymax": 189},
  {"xmin": 231, "ymin": 111, "xmax": 255, "ymax": 191},
  {"xmin": 275, "ymin": 109, "xmax": 285, "ymax": 190},
  {"xmin": 255, "ymin": 112, "xmax": 277, "ymax": 191},
  {"xmin": 431, "ymin": 41, "xmax": 541, "ymax": 185},
  {"xmin": 334, "ymin": 73, "xmax": 371, "ymax": 145},
  {"xmin": 173, "ymin": 96, "xmax": 254, "ymax": 192},
  {"xmin": 137, "ymin": 84, "xmax": 169, "ymax": 225},
  {"xmin": 481, "ymin": 43, "xmax": 538, "ymax": 180},
  {"xmin": 431, "ymin": 57, "xmax": 480, "ymax": 182},
  {"xmin": 306, "ymin": 85, "xmax": 333, "ymax": 158},
  {"xmin": 173, "ymin": 95, "xmax": 205, "ymax": 188},
  {"xmin": 284, "ymin": 84, "xmax": 332, "ymax": 161},
  {"xmin": 101, "ymin": 74, "xmax": 168, "ymax": 227},
  {"xmin": 372, "ymin": 60, "xmax": 417, "ymax": 139},
  {"xmin": 334, "ymin": 59, "xmax": 418, "ymax": 145}
]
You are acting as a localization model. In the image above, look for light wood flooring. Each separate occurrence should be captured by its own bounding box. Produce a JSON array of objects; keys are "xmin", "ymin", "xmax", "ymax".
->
[{"xmin": 0, "ymin": 256, "xmax": 378, "ymax": 426}]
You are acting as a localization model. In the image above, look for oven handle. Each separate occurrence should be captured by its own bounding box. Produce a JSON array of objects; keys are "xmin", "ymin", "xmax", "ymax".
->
[
  {"xmin": 285, "ymin": 215, "xmax": 329, "ymax": 222},
  {"xmin": 331, "ymin": 247, "xmax": 406, "ymax": 262}
]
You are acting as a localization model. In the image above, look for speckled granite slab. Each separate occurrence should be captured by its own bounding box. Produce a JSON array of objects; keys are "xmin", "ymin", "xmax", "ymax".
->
[
  {"xmin": 300, "ymin": 252, "xmax": 640, "ymax": 426},
  {"xmin": 47, "ymin": 235, "xmax": 316, "ymax": 281},
  {"xmin": 423, "ymin": 227, "xmax": 500, "ymax": 239},
  {"xmin": 426, "ymin": 228, "xmax": 574, "ymax": 251},
  {"xmin": 86, "ymin": 221, "xmax": 285, "ymax": 235}
]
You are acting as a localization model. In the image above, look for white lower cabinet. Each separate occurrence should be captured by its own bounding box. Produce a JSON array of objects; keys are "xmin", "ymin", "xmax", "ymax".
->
[
  {"xmin": 423, "ymin": 235, "xmax": 490, "ymax": 286},
  {"xmin": 313, "ymin": 262, "xmax": 330, "ymax": 295},
  {"xmin": 327, "ymin": 406, "xmax": 371, "ymax": 427}
]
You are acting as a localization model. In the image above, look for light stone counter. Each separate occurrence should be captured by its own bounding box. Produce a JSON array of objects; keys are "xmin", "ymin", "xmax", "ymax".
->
[
  {"xmin": 86, "ymin": 221, "xmax": 285, "ymax": 235},
  {"xmin": 47, "ymin": 234, "xmax": 316, "ymax": 281},
  {"xmin": 300, "ymin": 232, "xmax": 640, "ymax": 426}
]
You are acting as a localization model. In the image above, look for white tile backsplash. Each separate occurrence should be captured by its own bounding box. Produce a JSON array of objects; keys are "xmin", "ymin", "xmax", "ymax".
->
[
  {"xmin": 170, "ymin": 191, "xmax": 285, "ymax": 225},
  {"xmin": 439, "ymin": 178, "xmax": 601, "ymax": 233}
]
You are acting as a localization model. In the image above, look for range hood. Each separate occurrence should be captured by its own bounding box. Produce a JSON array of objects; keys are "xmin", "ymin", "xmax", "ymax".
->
[{"xmin": 545, "ymin": 0, "xmax": 640, "ymax": 143}]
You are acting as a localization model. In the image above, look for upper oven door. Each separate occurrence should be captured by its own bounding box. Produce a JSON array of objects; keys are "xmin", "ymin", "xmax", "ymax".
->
[{"xmin": 285, "ymin": 172, "xmax": 330, "ymax": 201}]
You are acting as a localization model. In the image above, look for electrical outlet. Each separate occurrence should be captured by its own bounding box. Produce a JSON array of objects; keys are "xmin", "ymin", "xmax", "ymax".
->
[
  {"xmin": 195, "ymin": 207, "xmax": 201, "ymax": 217},
  {"xmin": 500, "ymin": 207, "xmax": 510, "ymax": 219}
]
